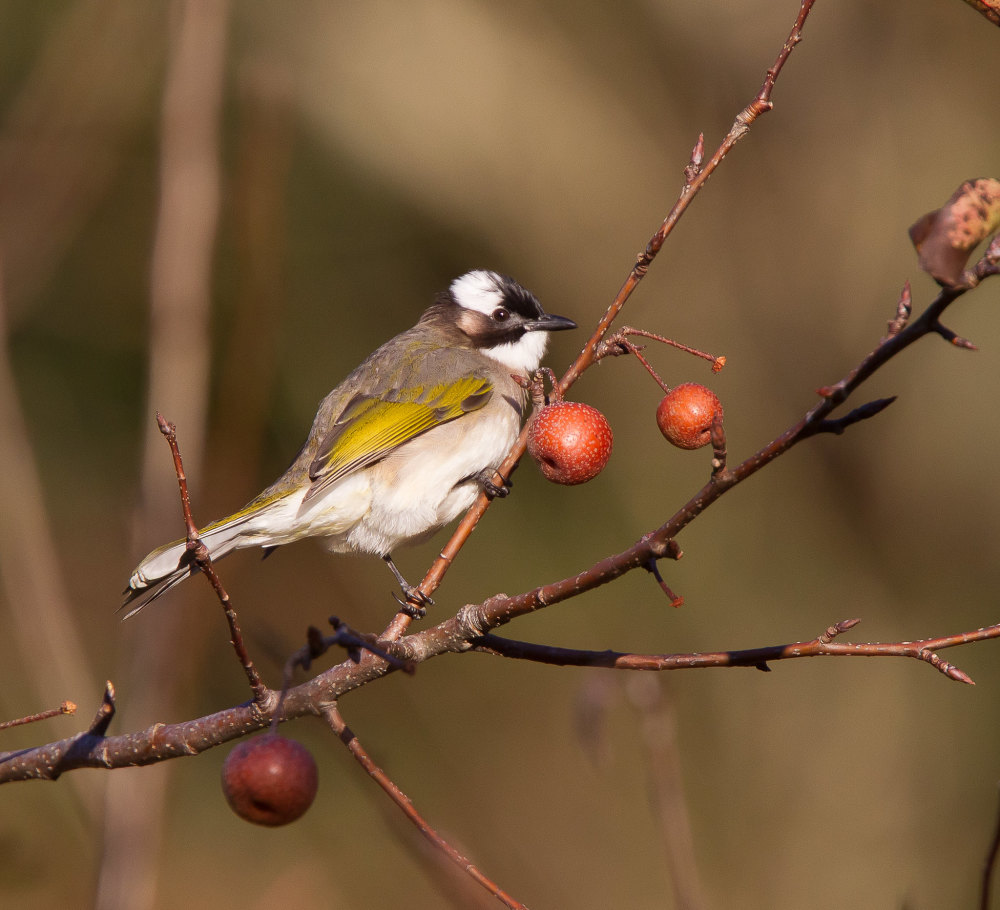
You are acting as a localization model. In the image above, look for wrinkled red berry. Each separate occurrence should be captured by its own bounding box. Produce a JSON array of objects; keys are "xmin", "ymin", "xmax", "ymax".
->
[
  {"xmin": 222, "ymin": 733, "xmax": 318, "ymax": 826},
  {"xmin": 527, "ymin": 401, "xmax": 613, "ymax": 485},
  {"xmin": 656, "ymin": 383, "xmax": 723, "ymax": 450}
]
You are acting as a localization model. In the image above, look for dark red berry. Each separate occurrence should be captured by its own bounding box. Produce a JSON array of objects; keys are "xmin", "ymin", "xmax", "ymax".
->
[
  {"xmin": 527, "ymin": 401, "xmax": 613, "ymax": 485},
  {"xmin": 221, "ymin": 733, "xmax": 318, "ymax": 826},
  {"xmin": 656, "ymin": 383, "xmax": 722, "ymax": 450}
]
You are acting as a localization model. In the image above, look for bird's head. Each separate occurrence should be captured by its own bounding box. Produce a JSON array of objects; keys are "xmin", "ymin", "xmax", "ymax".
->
[{"xmin": 424, "ymin": 270, "xmax": 577, "ymax": 372}]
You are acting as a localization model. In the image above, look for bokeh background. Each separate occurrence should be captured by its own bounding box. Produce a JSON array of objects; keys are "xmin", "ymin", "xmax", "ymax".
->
[{"xmin": 2, "ymin": 2, "xmax": 1000, "ymax": 908}]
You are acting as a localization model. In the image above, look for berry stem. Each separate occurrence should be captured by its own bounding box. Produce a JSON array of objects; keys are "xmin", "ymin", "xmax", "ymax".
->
[
  {"xmin": 621, "ymin": 327, "xmax": 725, "ymax": 373},
  {"xmin": 627, "ymin": 342, "xmax": 673, "ymax": 394}
]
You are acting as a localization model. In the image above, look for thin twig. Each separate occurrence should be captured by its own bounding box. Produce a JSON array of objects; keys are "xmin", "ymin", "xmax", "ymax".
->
[
  {"xmin": 594, "ymin": 326, "xmax": 725, "ymax": 394},
  {"xmin": 156, "ymin": 413, "xmax": 267, "ymax": 701},
  {"xmin": 0, "ymin": 700, "xmax": 76, "ymax": 731},
  {"xmin": 644, "ymin": 549, "xmax": 684, "ymax": 607},
  {"xmin": 322, "ymin": 705, "xmax": 529, "ymax": 910}
]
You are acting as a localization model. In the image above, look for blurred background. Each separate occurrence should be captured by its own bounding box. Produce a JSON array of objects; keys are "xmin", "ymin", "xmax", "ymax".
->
[{"xmin": 2, "ymin": 1, "xmax": 999, "ymax": 908}]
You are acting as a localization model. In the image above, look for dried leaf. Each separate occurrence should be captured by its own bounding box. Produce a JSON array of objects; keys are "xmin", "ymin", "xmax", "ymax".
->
[
  {"xmin": 909, "ymin": 178, "xmax": 1000, "ymax": 286},
  {"xmin": 961, "ymin": 0, "xmax": 1000, "ymax": 27}
]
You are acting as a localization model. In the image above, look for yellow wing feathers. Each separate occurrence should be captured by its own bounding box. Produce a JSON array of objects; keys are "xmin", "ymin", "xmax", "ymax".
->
[{"xmin": 305, "ymin": 375, "xmax": 493, "ymax": 500}]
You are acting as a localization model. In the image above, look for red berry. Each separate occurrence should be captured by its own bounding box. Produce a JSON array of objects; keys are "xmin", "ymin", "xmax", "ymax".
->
[
  {"xmin": 656, "ymin": 383, "xmax": 722, "ymax": 450},
  {"xmin": 221, "ymin": 733, "xmax": 318, "ymax": 826},
  {"xmin": 527, "ymin": 401, "xmax": 613, "ymax": 485}
]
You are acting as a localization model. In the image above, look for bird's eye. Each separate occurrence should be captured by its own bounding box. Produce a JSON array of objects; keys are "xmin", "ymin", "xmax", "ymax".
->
[{"xmin": 492, "ymin": 307, "xmax": 510, "ymax": 322}]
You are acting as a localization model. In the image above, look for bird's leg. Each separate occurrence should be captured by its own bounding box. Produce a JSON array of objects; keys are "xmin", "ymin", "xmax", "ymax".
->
[
  {"xmin": 383, "ymin": 553, "xmax": 432, "ymax": 617},
  {"xmin": 476, "ymin": 468, "xmax": 511, "ymax": 499}
]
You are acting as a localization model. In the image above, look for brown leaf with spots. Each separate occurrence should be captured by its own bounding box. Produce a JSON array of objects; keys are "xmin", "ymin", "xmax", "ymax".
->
[
  {"xmin": 961, "ymin": 0, "xmax": 1000, "ymax": 27},
  {"xmin": 909, "ymin": 178, "xmax": 1000, "ymax": 287}
]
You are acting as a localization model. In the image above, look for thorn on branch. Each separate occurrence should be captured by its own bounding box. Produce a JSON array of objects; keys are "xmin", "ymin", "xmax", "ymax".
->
[
  {"xmin": 814, "ymin": 397, "xmax": 897, "ymax": 435},
  {"xmin": 933, "ymin": 321, "xmax": 978, "ymax": 350},
  {"xmin": 755, "ymin": 662, "xmax": 771, "ymax": 673},
  {"xmin": 88, "ymin": 681, "xmax": 117, "ymax": 736}
]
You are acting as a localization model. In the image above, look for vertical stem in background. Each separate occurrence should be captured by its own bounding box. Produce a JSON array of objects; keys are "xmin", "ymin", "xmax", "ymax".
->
[
  {"xmin": 97, "ymin": 3, "xmax": 230, "ymax": 910},
  {"xmin": 0, "ymin": 0, "xmax": 162, "ymax": 313},
  {"xmin": 209, "ymin": 62, "xmax": 293, "ymax": 508},
  {"xmin": 0, "ymin": 260, "xmax": 99, "ymax": 819},
  {"xmin": 139, "ymin": 2, "xmax": 227, "ymax": 497},
  {"xmin": 627, "ymin": 675, "xmax": 706, "ymax": 910}
]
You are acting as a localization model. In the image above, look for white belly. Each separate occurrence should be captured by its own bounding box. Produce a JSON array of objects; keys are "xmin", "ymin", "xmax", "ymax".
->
[{"xmin": 303, "ymin": 405, "xmax": 519, "ymax": 556}]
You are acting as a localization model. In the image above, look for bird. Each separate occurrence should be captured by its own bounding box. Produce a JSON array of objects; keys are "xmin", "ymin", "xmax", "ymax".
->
[{"xmin": 122, "ymin": 270, "xmax": 576, "ymax": 617}]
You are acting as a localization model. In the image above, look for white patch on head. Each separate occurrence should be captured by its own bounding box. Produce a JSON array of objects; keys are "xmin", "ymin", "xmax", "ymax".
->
[
  {"xmin": 450, "ymin": 270, "xmax": 505, "ymax": 316},
  {"xmin": 482, "ymin": 331, "xmax": 549, "ymax": 372},
  {"xmin": 450, "ymin": 270, "xmax": 553, "ymax": 371}
]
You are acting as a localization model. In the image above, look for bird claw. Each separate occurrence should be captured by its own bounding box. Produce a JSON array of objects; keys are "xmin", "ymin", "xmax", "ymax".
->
[
  {"xmin": 392, "ymin": 587, "xmax": 431, "ymax": 618},
  {"xmin": 383, "ymin": 553, "xmax": 432, "ymax": 617},
  {"xmin": 477, "ymin": 469, "xmax": 511, "ymax": 499}
]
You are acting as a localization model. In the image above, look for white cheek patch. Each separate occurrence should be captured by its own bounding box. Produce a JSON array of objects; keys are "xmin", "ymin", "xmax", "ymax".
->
[
  {"xmin": 450, "ymin": 270, "xmax": 504, "ymax": 316},
  {"xmin": 483, "ymin": 330, "xmax": 549, "ymax": 372}
]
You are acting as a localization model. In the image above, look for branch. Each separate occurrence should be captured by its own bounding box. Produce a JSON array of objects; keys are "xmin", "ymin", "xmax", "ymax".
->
[
  {"xmin": 0, "ymin": 629, "xmax": 413, "ymax": 782},
  {"xmin": 9, "ymin": 596, "xmax": 997, "ymax": 783},
  {"xmin": 469, "ymin": 617, "xmax": 988, "ymax": 685}
]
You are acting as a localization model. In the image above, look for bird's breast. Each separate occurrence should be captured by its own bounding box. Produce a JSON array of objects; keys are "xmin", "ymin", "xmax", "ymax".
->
[{"xmin": 340, "ymin": 391, "xmax": 523, "ymax": 555}]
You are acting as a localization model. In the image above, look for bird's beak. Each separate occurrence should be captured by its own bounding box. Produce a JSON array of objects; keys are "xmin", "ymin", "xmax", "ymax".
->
[{"xmin": 525, "ymin": 313, "xmax": 577, "ymax": 333}]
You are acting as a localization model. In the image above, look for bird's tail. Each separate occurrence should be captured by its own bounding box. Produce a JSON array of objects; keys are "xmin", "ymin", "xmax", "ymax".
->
[{"xmin": 120, "ymin": 518, "xmax": 250, "ymax": 619}]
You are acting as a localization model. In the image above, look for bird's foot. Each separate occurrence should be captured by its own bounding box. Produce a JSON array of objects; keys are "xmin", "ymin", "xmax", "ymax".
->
[
  {"xmin": 477, "ymin": 468, "xmax": 511, "ymax": 499},
  {"xmin": 384, "ymin": 553, "xmax": 433, "ymax": 619},
  {"xmin": 393, "ymin": 589, "xmax": 430, "ymax": 619}
]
